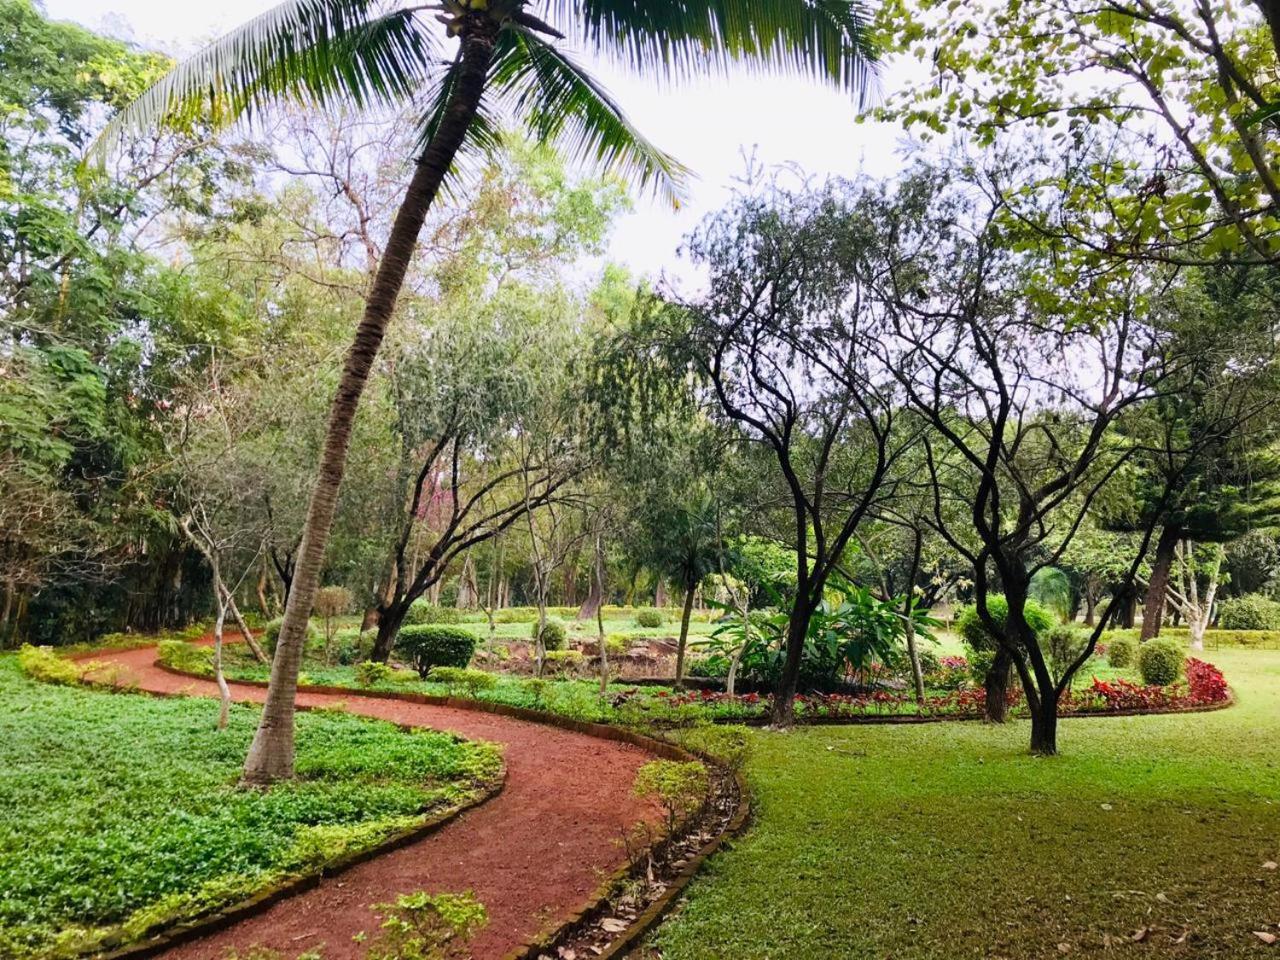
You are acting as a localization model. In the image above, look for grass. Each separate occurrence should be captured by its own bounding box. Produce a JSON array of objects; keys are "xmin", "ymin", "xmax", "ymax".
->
[
  {"xmin": 649, "ymin": 645, "xmax": 1280, "ymax": 959},
  {"xmin": 0, "ymin": 656, "xmax": 502, "ymax": 960}
]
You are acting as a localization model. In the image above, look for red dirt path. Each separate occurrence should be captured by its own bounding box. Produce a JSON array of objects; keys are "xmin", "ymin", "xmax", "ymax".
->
[{"xmin": 89, "ymin": 644, "xmax": 661, "ymax": 960}]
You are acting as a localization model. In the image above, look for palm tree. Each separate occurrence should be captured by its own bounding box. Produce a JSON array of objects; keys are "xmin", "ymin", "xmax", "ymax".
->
[
  {"xmin": 647, "ymin": 492, "xmax": 721, "ymax": 686},
  {"xmin": 96, "ymin": 0, "xmax": 877, "ymax": 784}
]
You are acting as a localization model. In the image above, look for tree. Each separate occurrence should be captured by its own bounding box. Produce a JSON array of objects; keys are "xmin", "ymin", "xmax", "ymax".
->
[
  {"xmin": 644, "ymin": 491, "xmax": 721, "ymax": 686},
  {"xmin": 874, "ymin": 0, "xmax": 1280, "ymax": 267},
  {"xmin": 862, "ymin": 167, "xmax": 1175, "ymax": 752},
  {"xmin": 102, "ymin": 0, "xmax": 877, "ymax": 785},
  {"xmin": 612, "ymin": 173, "xmax": 914, "ymax": 726}
]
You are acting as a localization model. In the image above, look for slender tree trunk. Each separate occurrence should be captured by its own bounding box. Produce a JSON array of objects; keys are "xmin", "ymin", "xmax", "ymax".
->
[
  {"xmin": 903, "ymin": 531, "xmax": 926, "ymax": 705},
  {"xmin": 256, "ymin": 560, "xmax": 272, "ymax": 619},
  {"xmin": 240, "ymin": 25, "xmax": 499, "ymax": 786},
  {"xmin": 209, "ymin": 562, "xmax": 231, "ymax": 731},
  {"xmin": 770, "ymin": 601, "xmax": 817, "ymax": 727},
  {"xmin": 1140, "ymin": 524, "xmax": 1181, "ymax": 641},
  {"xmin": 223, "ymin": 588, "xmax": 267, "ymax": 663},
  {"xmin": 654, "ymin": 578, "xmax": 668, "ymax": 608},
  {"xmin": 674, "ymin": 581, "xmax": 696, "ymax": 687},
  {"xmin": 594, "ymin": 534, "xmax": 609, "ymax": 694},
  {"xmin": 984, "ymin": 649, "xmax": 1012, "ymax": 723}
]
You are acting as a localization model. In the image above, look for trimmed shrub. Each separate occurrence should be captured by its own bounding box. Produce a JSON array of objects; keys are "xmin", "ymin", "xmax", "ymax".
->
[
  {"xmin": 353, "ymin": 660, "xmax": 417, "ymax": 686},
  {"xmin": 1218, "ymin": 594, "xmax": 1280, "ymax": 631},
  {"xmin": 404, "ymin": 600, "xmax": 466, "ymax": 625},
  {"xmin": 678, "ymin": 723, "xmax": 751, "ymax": 771},
  {"xmin": 531, "ymin": 617, "xmax": 567, "ymax": 651},
  {"xmin": 262, "ymin": 617, "xmax": 320, "ymax": 656},
  {"xmin": 156, "ymin": 639, "xmax": 214, "ymax": 675},
  {"xmin": 635, "ymin": 608, "xmax": 664, "ymax": 628},
  {"xmin": 428, "ymin": 666, "xmax": 498, "ymax": 696},
  {"xmin": 18, "ymin": 645, "xmax": 83, "ymax": 685},
  {"xmin": 1107, "ymin": 635, "xmax": 1137, "ymax": 669},
  {"xmin": 1138, "ymin": 636, "xmax": 1186, "ymax": 686},
  {"xmin": 395, "ymin": 625, "xmax": 476, "ymax": 677},
  {"xmin": 955, "ymin": 595, "xmax": 1056, "ymax": 652},
  {"xmin": 542, "ymin": 649, "xmax": 584, "ymax": 673}
]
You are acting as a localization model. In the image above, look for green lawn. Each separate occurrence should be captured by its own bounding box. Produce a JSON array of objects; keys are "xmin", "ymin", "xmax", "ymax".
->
[
  {"xmin": 651, "ymin": 646, "xmax": 1280, "ymax": 959},
  {"xmin": 0, "ymin": 656, "xmax": 501, "ymax": 960}
]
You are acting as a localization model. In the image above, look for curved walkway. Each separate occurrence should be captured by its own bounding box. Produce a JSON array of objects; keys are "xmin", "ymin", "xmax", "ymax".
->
[{"xmin": 90, "ymin": 645, "xmax": 661, "ymax": 960}]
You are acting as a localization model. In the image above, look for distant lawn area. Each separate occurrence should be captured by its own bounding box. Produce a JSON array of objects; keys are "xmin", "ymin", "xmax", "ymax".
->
[
  {"xmin": 651, "ymin": 646, "xmax": 1280, "ymax": 959},
  {"xmin": 0, "ymin": 656, "xmax": 501, "ymax": 960}
]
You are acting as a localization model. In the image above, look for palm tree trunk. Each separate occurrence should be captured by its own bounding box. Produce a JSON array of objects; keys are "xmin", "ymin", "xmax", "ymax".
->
[
  {"xmin": 240, "ymin": 26, "xmax": 499, "ymax": 786},
  {"xmin": 674, "ymin": 580, "xmax": 696, "ymax": 687}
]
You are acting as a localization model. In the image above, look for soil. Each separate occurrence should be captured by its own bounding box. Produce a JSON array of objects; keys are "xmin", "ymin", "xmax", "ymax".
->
[{"xmin": 87, "ymin": 643, "xmax": 663, "ymax": 960}]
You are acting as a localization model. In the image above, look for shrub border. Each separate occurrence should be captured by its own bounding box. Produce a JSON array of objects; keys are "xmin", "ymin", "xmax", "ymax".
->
[{"xmin": 147, "ymin": 661, "xmax": 753, "ymax": 960}]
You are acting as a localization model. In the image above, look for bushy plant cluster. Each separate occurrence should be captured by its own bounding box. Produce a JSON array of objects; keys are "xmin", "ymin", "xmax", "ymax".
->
[
  {"xmin": 156, "ymin": 639, "xmax": 214, "ymax": 675},
  {"xmin": 17, "ymin": 645, "xmax": 84, "ymax": 685},
  {"xmin": 366, "ymin": 890, "xmax": 487, "ymax": 960},
  {"xmin": 635, "ymin": 608, "xmax": 665, "ymax": 628},
  {"xmin": 633, "ymin": 760, "xmax": 709, "ymax": 834},
  {"xmin": 262, "ymin": 617, "xmax": 320, "ymax": 656},
  {"xmin": 404, "ymin": 600, "xmax": 469, "ymax": 626},
  {"xmin": 1107, "ymin": 635, "xmax": 1137, "ymax": 668},
  {"xmin": 354, "ymin": 661, "xmax": 418, "ymax": 687},
  {"xmin": 396, "ymin": 626, "xmax": 476, "ymax": 677},
  {"xmin": 1137, "ymin": 637, "xmax": 1186, "ymax": 686},
  {"xmin": 427, "ymin": 666, "xmax": 498, "ymax": 697},
  {"xmin": 955, "ymin": 596, "xmax": 1056, "ymax": 676},
  {"xmin": 0, "ymin": 656, "xmax": 500, "ymax": 959},
  {"xmin": 1217, "ymin": 594, "xmax": 1280, "ymax": 631},
  {"xmin": 531, "ymin": 617, "xmax": 567, "ymax": 651}
]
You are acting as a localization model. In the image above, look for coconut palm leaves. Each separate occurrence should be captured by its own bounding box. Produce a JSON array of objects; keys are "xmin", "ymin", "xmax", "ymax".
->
[
  {"xmin": 92, "ymin": 0, "xmax": 438, "ymax": 159},
  {"xmin": 93, "ymin": 0, "xmax": 877, "ymax": 204}
]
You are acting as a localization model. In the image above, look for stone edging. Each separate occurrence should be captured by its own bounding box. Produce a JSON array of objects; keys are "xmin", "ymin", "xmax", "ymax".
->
[
  {"xmin": 61, "ymin": 669, "xmax": 507, "ymax": 960},
  {"xmin": 151, "ymin": 662, "xmax": 753, "ymax": 960}
]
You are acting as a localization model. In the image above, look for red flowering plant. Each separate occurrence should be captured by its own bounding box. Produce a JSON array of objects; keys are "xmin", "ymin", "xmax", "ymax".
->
[{"xmin": 1185, "ymin": 658, "xmax": 1229, "ymax": 704}]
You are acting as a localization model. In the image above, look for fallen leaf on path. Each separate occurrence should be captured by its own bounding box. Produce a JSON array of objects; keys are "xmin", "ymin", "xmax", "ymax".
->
[
  {"xmin": 1130, "ymin": 927, "xmax": 1149, "ymax": 942},
  {"xmin": 1253, "ymin": 931, "xmax": 1277, "ymax": 945},
  {"xmin": 1263, "ymin": 861, "xmax": 1278, "ymax": 871},
  {"xmin": 600, "ymin": 918, "xmax": 629, "ymax": 934}
]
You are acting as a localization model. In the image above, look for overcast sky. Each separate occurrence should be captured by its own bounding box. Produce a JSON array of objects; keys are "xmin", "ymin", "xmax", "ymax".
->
[{"xmin": 45, "ymin": 0, "xmax": 913, "ymax": 286}]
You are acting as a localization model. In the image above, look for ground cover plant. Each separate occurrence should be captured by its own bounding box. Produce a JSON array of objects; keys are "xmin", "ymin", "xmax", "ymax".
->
[
  {"xmin": 0, "ymin": 655, "xmax": 501, "ymax": 959},
  {"xmin": 649, "ymin": 647, "xmax": 1280, "ymax": 959}
]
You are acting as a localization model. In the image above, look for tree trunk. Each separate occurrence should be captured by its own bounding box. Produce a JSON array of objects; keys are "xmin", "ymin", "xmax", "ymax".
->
[
  {"xmin": 372, "ymin": 601, "xmax": 409, "ymax": 663},
  {"xmin": 1140, "ymin": 524, "xmax": 1181, "ymax": 641},
  {"xmin": 1029, "ymin": 688, "xmax": 1059, "ymax": 756},
  {"xmin": 213, "ymin": 589, "xmax": 231, "ymax": 731},
  {"xmin": 984, "ymin": 649, "xmax": 1012, "ymax": 723},
  {"xmin": 674, "ymin": 581, "xmax": 696, "ymax": 687},
  {"xmin": 1083, "ymin": 584, "xmax": 1097, "ymax": 626},
  {"xmin": 903, "ymin": 531, "xmax": 926, "ymax": 705},
  {"xmin": 654, "ymin": 578, "xmax": 668, "ymax": 608},
  {"xmin": 578, "ymin": 563, "xmax": 605, "ymax": 622},
  {"xmin": 223, "ymin": 588, "xmax": 267, "ymax": 663},
  {"xmin": 256, "ymin": 560, "xmax": 272, "ymax": 619},
  {"xmin": 593, "ymin": 534, "xmax": 609, "ymax": 694},
  {"xmin": 770, "ymin": 602, "xmax": 817, "ymax": 728},
  {"xmin": 239, "ymin": 25, "xmax": 499, "ymax": 786}
]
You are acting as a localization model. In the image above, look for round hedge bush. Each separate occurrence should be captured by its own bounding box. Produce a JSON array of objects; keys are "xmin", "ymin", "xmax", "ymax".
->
[
  {"xmin": 955, "ymin": 595, "xmax": 1056, "ymax": 652},
  {"xmin": 1217, "ymin": 594, "xmax": 1280, "ymax": 631},
  {"xmin": 394, "ymin": 625, "xmax": 476, "ymax": 678},
  {"xmin": 262, "ymin": 617, "xmax": 320, "ymax": 656},
  {"xmin": 531, "ymin": 617, "xmax": 567, "ymax": 651},
  {"xmin": 1106, "ymin": 634, "xmax": 1137, "ymax": 669},
  {"xmin": 1138, "ymin": 637, "xmax": 1185, "ymax": 686},
  {"xmin": 634, "ymin": 608, "xmax": 664, "ymax": 629}
]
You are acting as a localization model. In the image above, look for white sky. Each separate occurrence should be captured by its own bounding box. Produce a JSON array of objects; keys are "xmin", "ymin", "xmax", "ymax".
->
[{"xmin": 45, "ymin": 0, "xmax": 914, "ymax": 287}]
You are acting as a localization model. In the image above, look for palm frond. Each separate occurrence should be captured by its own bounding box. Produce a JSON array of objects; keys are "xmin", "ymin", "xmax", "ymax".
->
[
  {"xmin": 490, "ymin": 28, "xmax": 689, "ymax": 208},
  {"xmin": 539, "ymin": 0, "xmax": 878, "ymax": 100},
  {"xmin": 89, "ymin": 0, "xmax": 438, "ymax": 162}
]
